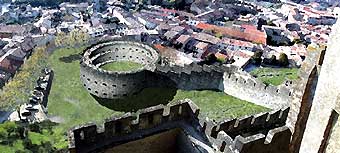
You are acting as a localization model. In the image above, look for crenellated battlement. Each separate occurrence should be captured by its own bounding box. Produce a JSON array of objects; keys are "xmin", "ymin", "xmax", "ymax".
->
[
  {"xmin": 222, "ymin": 70, "xmax": 292, "ymax": 109},
  {"xmin": 68, "ymin": 99, "xmax": 201, "ymax": 152},
  {"xmin": 210, "ymin": 107, "xmax": 289, "ymax": 138},
  {"xmin": 224, "ymin": 72, "xmax": 292, "ymax": 97},
  {"xmin": 199, "ymin": 106, "xmax": 291, "ymax": 153},
  {"xmin": 155, "ymin": 61, "xmax": 292, "ymax": 109},
  {"xmin": 155, "ymin": 62, "xmax": 238, "ymax": 75},
  {"xmin": 69, "ymin": 99, "xmax": 291, "ymax": 153}
]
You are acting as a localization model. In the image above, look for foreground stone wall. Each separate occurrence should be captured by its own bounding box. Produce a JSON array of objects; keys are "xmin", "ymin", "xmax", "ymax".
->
[
  {"xmin": 286, "ymin": 50, "xmax": 323, "ymax": 153},
  {"xmin": 201, "ymin": 106, "xmax": 291, "ymax": 153},
  {"xmin": 299, "ymin": 18, "xmax": 340, "ymax": 153},
  {"xmin": 68, "ymin": 100, "xmax": 291, "ymax": 153},
  {"xmin": 68, "ymin": 100, "xmax": 203, "ymax": 153}
]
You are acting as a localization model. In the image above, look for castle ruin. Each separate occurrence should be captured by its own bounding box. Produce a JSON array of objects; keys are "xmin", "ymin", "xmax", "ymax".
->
[{"xmin": 70, "ymin": 19, "xmax": 340, "ymax": 153}]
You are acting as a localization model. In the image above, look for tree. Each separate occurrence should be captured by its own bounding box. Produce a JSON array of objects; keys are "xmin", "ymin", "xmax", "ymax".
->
[
  {"xmin": 55, "ymin": 29, "xmax": 89, "ymax": 47},
  {"xmin": 251, "ymin": 50, "xmax": 263, "ymax": 65},
  {"xmin": 0, "ymin": 46, "xmax": 48, "ymax": 110},
  {"xmin": 278, "ymin": 53, "xmax": 289, "ymax": 67},
  {"xmin": 215, "ymin": 32, "xmax": 223, "ymax": 39},
  {"xmin": 257, "ymin": 18, "xmax": 267, "ymax": 30},
  {"xmin": 55, "ymin": 32, "xmax": 66, "ymax": 47}
]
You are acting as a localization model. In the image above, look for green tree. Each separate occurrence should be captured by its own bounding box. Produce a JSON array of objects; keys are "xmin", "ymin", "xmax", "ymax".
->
[
  {"xmin": 0, "ymin": 46, "xmax": 48, "ymax": 110},
  {"xmin": 278, "ymin": 53, "xmax": 289, "ymax": 67},
  {"xmin": 215, "ymin": 32, "xmax": 223, "ymax": 39},
  {"xmin": 251, "ymin": 50, "xmax": 263, "ymax": 65}
]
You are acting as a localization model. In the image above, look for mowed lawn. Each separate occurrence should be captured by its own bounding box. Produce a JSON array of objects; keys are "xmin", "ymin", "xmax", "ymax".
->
[
  {"xmin": 171, "ymin": 90, "xmax": 269, "ymax": 121},
  {"xmin": 46, "ymin": 46, "xmax": 269, "ymax": 148},
  {"xmin": 47, "ymin": 47, "xmax": 122, "ymax": 130},
  {"xmin": 250, "ymin": 67, "xmax": 299, "ymax": 86},
  {"xmin": 100, "ymin": 61, "xmax": 143, "ymax": 71}
]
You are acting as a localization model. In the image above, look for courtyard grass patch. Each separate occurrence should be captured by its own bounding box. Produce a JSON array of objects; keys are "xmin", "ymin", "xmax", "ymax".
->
[
  {"xmin": 171, "ymin": 90, "xmax": 269, "ymax": 121},
  {"xmin": 250, "ymin": 67, "xmax": 298, "ymax": 86},
  {"xmin": 100, "ymin": 61, "xmax": 143, "ymax": 72},
  {"xmin": 47, "ymin": 47, "xmax": 121, "ymax": 131}
]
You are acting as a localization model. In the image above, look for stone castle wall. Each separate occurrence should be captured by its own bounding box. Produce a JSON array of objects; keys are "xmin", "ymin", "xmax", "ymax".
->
[
  {"xmin": 299, "ymin": 18, "xmax": 340, "ymax": 153},
  {"xmin": 81, "ymin": 40, "xmax": 292, "ymax": 110},
  {"xmin": 200, "ymin": 106, "xmax": 290, "ymax": 153},
  {"xmin": 80, "ymin": 41, "xmax": 159, "ymax": 99},
  {"xmin": 156, "ymin": 62, "xmax": 292, "ymax": 110},
  {"xmin": 68, "ymin": 100, "xmax": 201, "ymax": 153},
  {"xmin": 68, "ymin": 100, "xmax": 291, "ymax": 153},
  {"xmin": 155, "ymin": 63, "xmax": 236, "ymax": 90},
  {"xmin": 222, "ymin": 71, "xmax": 293, "ymax": 110}
]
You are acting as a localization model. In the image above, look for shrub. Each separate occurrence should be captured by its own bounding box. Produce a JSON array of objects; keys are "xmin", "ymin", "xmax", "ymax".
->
[{"xmin": 278, "ymin": 53, "xmax": 289, "ymax": 67}]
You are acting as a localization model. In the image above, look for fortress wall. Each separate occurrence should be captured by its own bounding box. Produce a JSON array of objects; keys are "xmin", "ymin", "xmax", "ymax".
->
[
  {"xmin": 155, "ymin": 63, "xmax": 235, "ymax": 91},
  {"xmin": 211, "ymin": 107, "xmax": 289, "ymax": 138},
  {"xmin": 299, "ymin": 19, "xmax": 340, "ymax": 153},
  {"xmin": 91, "ymin": 44, "xmax": 156, "ymax": 66},
  {"xmin": 233, "ymin": 126, "xmax": 291, "ymax": 153},
  {"xmin": 82, "ymin": 40, "xmax": 293, "ymax": 109},
  {"xmin": 38, "ymin": 69, "xmax": 54, "ymax": 107},
  {"xmin": 199, "ymin": 110, "xmax": 291, "ymax": 153},
  {"xmin": 68, "ymin": 100, "xmax": 201, "ymax": 153},
  {"xmin": 80, "ymin": 62, "xmax": 148, "ymax": 98},
  {"xmin": 155, "ymin": 62, "xmax": 291, "ymax": 110},
  {"xmin": 80, "ymin": 41, "xmax": 159, "ymax": 99},
  {"xmin": 222, "ymin": 72, "xmax": 292, "ymax": 110},
  {"xmin": 69, "ymin": 99, "xmax": 291, "ymax": 153}
]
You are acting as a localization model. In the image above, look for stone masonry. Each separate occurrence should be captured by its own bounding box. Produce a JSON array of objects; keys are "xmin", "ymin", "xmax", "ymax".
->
[
  {"xmin": 81, "ymin": 40, "xmax": 292, "ymax": 110},
  {"xmin": 298, "ymin": 17, "xmax": 340, "ymax": 153},
  {"xmin": 68, "ymin": 99, "xmax": 291, "ymax": 153}
]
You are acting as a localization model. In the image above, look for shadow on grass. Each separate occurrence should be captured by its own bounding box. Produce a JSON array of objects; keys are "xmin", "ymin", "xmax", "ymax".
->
[
  {"xmin": 59, "ymin": 53, "xmax": 82, "ymax": 63},
  {"xmin": 92, "ymin": 88, "xmax": 177, "ymax": 112}
]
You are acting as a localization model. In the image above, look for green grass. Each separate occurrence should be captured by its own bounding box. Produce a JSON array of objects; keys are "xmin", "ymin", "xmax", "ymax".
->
[
  {"xmin": 47, "ymin": 46, "xmax": 269, "ymax": 126},
  {"xmin": 47, "ymin": 47, "xmax": 120, "ymax": 130},
  {"xmin": 100, "ymin": 61, "xmax": 143, "ymax": 72},
  {"xmin": 250, "ymin": 67, "xmax": 298, "ymax": 86},
  {"xmin": 171, "ymin": 90, "xmax": 269, "ymax": 121},
  {"xmin": 42, "ymin": 46, "xmax": 269, "ymax": 150}
]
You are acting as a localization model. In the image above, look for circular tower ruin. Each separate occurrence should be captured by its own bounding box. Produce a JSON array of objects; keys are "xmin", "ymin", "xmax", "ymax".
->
[{"xmin": 80, "ymin": 41, "xmax": 159, "ymax": 99}]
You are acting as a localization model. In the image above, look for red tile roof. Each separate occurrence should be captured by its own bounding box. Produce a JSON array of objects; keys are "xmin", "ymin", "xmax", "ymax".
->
[
  {"xmin": 0, "ymin": 57, "xmax": 22, "ymax": 74},
  {"xmin": 195, "ymin": 42, "xmax": 209, "ymax": 50},
  {"xmin": 154, "ymin": 44, "xmax": 165, "ymax": 51},
  {"xmin": 215, "ymin": 52, "xmax": 228, "ymax": 60},
  {"xmin": 196, "ymin": 23, "xmax": 267, "ymax": 45},
  {"xmin": 176, "ymin": 35, "xmax": 191, "ymax": 44},
  {"xmin": 161, "ymin": 8, "xmax": 177, "ymax": 14},
  {"xmin": 222, "ymin": 38, "xmax": 255, "ymax": 48}
]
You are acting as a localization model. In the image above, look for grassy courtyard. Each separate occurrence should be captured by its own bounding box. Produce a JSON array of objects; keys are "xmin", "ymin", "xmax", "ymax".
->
[
  {"xmin": 47, "ymin": 47, "xmax": 268, "ymax": 128},
  {"xmin": 250, "ymin": 67, "xmax": 299, "ymax": 86},
  {"xmin": 171, "ymin": 90, "xmax": 269, "ymax": 121},
  {"xmin": 0, "ymin": 46, "xmax": 269, "ymax": 151},
  {"xmin": 100, "ymin": 61, "xmax": 143, "ymax": 72}
]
